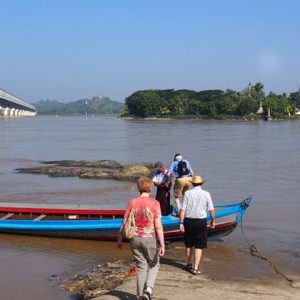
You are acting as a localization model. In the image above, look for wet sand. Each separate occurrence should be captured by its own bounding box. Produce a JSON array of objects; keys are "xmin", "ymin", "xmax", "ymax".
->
[{"xmin": 98, "ymin": 242, "xmax": 300, "ymax": 300}]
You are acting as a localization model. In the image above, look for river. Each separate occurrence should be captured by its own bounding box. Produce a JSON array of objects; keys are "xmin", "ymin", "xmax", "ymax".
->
[{"xmin": 0, "ymin": 116, "xmax": 299, "ymax": 299}]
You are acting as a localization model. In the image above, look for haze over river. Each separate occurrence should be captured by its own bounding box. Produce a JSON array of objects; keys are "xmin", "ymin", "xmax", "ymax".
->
[{"xmin": 0, "ymin": 116, "xmax": 299, "ymax": 299}]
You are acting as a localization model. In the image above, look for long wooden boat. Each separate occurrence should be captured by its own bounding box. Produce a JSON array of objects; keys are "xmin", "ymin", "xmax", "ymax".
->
[{"xmin": 0, "ymin": 197, "xmax": 251, "ymax": 240}]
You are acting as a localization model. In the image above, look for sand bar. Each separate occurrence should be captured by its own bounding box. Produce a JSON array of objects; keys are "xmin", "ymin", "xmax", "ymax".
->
[{"xmin": 98, "ymin": 242, "xmax": 300, "ymax": 300}]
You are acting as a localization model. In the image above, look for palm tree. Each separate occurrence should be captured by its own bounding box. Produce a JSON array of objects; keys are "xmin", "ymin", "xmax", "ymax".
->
[{"xmin": 254, "ymin": 82, "xmax": 265, "ymax": 101}]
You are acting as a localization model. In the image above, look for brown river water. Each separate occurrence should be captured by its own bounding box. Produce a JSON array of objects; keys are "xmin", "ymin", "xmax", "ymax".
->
[{"xmin": 0, "ymin": 116, "xmax": 300, "ymax": 299}]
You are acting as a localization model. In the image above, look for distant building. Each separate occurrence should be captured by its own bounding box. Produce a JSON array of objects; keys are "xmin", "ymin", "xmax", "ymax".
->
[
  {"xmin": 248, "ymin": 82, "xmax": 252, "ymax": 97},
  {"xmin": 256, "ymin": 101, "xmax": 264, "ymax": 115},
  {"xmin": 92, "ymin": 96, "xmax": 104, "ymax": 101}
]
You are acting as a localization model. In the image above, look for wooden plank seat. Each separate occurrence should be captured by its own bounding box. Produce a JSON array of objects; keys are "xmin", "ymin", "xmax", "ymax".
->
[
  {"xmin": 33, "ymin": 214, "xmax": 47, "ymax": 221},
  {"xmin": 0, "ymin": 213, "xmax": 15, "ymax": 220}
]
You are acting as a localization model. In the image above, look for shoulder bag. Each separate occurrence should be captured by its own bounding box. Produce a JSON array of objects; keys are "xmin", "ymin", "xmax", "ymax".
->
[{"xmin": 122, "ymin": 199, "xmax": 136, "ymax": 239}]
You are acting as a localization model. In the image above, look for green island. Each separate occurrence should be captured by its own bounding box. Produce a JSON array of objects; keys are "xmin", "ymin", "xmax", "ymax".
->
[{"xmin": 123, "ymin": 82, "xmax": 300, "ymax": 120}]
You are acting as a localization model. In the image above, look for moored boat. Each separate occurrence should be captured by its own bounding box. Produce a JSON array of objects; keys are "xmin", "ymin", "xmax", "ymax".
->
[{"xmin": 0, "ymin": 197, "xmax": 251, "ymax": 240}]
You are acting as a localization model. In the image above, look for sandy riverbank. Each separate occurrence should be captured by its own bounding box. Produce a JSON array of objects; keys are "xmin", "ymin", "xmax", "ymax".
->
[{"xmin": 96, "ymin": 242, "xmax": 300, "ymax": 300}]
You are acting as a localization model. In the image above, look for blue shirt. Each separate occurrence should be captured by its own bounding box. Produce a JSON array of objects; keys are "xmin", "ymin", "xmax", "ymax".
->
[{"xmin": 168, "ymin": 159, "xmax": 193, "ymax": 178}]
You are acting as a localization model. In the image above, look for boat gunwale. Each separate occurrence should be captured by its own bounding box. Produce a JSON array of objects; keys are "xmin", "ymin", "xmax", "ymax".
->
[
  {"xmin": 0, "ymin": 200, "xmax": 245, "ymax": 216},
  {"xmin": 0, "ymin": 205, "xmax": 244, "ymax": 230}
]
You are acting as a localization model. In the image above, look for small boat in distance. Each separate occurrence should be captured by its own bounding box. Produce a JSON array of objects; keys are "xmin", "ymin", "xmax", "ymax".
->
[{"xmin": 0, "ymin": 197, "xmax": 252, "ymax": 241}]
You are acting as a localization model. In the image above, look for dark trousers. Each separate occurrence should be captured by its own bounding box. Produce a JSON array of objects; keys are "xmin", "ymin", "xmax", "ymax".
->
[
  {"xmin": 184, "ymin": 218, "xmax": 207, "ymax": 249},
  {"xmin": 155, "ymin": 186, "xmax": 172, "ymax": 216}
]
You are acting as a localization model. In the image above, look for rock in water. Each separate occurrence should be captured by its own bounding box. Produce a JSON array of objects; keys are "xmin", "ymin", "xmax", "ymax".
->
[
  {"xmin": 111, "ymin": 165, "xmax": 151, "ymax": 181},
  {"xmin": 16, "ymin": 160, "xmax": 154, "ymax": 181}
]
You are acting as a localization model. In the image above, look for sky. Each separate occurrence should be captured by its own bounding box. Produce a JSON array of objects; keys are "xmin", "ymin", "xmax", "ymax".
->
[{"xmin": 1, "ymin": 0, "xmax": 300, "ymax": 103}]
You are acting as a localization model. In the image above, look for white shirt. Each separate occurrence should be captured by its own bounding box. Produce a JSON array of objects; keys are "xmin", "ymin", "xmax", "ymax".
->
[
  {"xmin": 152, "ymin": 169, "xmax": 168, "ymax": 184},
  {"xmin": 182, "ymin": 186, "xmax": 214, "ymax": 219}
]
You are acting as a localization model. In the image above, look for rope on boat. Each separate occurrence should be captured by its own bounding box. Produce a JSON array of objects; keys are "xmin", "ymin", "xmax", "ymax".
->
[{"xmin": 240, "ymin": 212, "xmax": 296, "ymax": 288}]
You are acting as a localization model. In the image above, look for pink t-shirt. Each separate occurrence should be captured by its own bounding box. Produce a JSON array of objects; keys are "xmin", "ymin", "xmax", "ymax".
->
[{"xmin": 123, "ymin": 196, "xmax": 162, "ymax": 238}]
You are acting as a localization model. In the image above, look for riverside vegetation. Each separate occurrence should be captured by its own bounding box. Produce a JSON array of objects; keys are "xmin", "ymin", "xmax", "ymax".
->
[
  {"xmin": 32, "ymin": 83, "xmax": 300, "ymax": 119},
  {"xmin": 32, "ymin": 96, "xmax": 124, "ymax": 115},
  {"xmin": 123, "ymin": 82, "xmax": 300, "ymax": 120}
]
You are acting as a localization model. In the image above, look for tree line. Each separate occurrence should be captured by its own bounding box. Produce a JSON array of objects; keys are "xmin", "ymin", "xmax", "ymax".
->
[
  {"xmin": 124, "ymin": 83, "xmax": 300, "ymax": 119},
  {"xmin": 33, "ymin": 96, "xmax": 124, "ymax": 115}
]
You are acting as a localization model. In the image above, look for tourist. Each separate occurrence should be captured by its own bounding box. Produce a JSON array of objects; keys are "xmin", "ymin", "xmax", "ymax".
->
[
  {"xmin": 167, "ymin": 153, "xmax": 194, "ymax": 210},
  {"xmin": 179, "ymin": 175, "xmax": 215, "ymax": 275},
  {"xmin": 152, "ymin": 161, "xmax": 172, "ymax": 216},
  {"xmin": 117, "ymin": 177, "xmax": 165, "ymax": 300}
]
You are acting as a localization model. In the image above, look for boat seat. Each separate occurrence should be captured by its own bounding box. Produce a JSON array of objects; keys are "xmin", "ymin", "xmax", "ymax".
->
[
  {"xmin": 68, "ymin": 215, "xmax": 78, "ymax": 220},
  {"xmin": 0, "ymin": 213, "xmax": 14, "ymax": 220},
  {"xmin": 33, "ymin": 214, "xmax": 47, "ymax": 221}
]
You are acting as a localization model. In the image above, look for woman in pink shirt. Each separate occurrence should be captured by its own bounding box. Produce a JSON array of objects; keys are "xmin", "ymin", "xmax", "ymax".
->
[{"xmin": 117, "ymin": 177, "xmax": 165, "ymax": 300}]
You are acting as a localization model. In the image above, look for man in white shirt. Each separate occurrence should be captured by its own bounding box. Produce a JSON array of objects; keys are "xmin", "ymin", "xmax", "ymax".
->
[{"xmin": 179, "ymin": 175, "xmax": 215, "ymax": 275}]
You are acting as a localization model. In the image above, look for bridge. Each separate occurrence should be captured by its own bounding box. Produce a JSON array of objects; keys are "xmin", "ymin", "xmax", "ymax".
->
[{"xmin": 0, "ymin": 88, "xmax": 37, "ymax": 117}]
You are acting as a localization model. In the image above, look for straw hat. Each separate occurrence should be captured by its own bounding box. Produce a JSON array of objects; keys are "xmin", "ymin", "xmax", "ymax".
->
[{"xmin": 189, "ymin": 175, "xmax": 206, "ymax": 185}]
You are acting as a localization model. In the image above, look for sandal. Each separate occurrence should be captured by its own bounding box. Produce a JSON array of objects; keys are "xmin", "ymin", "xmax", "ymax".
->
[
  {"xmin": 191, "ymin": 268, "xmax": 202, "ymax": 275},
  {"xmin": 140, "ymin": 291, "xmax": 152, "ymax": 300},
  {"xmin": 184, "ymin": 264, "xmax": 192, "ymax": 271}
]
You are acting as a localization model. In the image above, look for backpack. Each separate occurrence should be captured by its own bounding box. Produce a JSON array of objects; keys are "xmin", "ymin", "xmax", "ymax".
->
[{"xmin": 177, "ymin": 160, "xmax": 190, "ymax": 177}]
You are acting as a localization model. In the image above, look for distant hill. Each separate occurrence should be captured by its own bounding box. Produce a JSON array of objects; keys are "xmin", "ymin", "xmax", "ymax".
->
[{"xmin": 32, "ymin": 96, "xmax": 124, "ymax": 115}]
